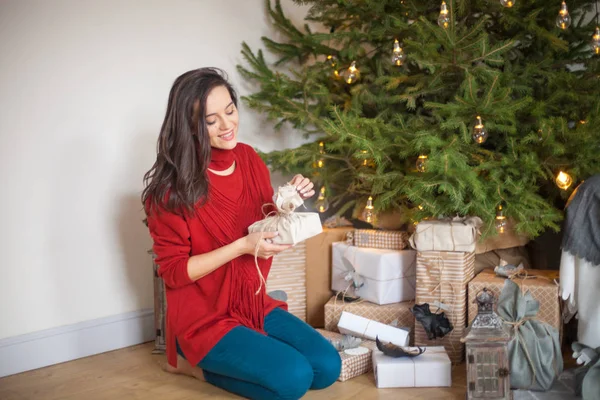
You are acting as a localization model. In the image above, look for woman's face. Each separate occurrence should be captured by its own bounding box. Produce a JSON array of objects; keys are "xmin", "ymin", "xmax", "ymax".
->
[{"xmin": 205, "ymin": 85, "xmax": 239, "ymax": 150}]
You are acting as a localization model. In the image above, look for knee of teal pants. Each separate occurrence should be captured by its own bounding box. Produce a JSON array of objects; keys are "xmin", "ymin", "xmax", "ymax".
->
[
  {"xmin": 263, "ymin": 307, "xmax": 341, "ymax": 390},
  {"xmin": 176, "ymin": 329, "xmax": 315, "ymax": 400},
  {"xmin": 175, "ymin": 308, "xmax": 341, "ymax": 399},
  {"xmin": 306, "ymin": 342, "xmax": 341, "ymax": 390}
]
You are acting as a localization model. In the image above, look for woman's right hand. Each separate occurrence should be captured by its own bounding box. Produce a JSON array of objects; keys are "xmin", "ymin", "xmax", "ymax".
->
[{"xmin": 240, "ymin": 231, "xmax": 292, "ymax": 259}]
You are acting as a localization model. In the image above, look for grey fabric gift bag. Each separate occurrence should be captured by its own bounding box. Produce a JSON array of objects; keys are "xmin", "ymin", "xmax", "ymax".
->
[{"xmin": 497, "ymin": 279, "xmax": 563, "ymax": 391}]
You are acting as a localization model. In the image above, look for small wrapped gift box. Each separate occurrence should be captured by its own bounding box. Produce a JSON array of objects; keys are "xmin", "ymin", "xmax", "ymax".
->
[
  {"xmin": 409, "ymin": 217, "xmax": 482, "ymax": 253},
  {"xmin": 372, "ymin": 346, "xmax": 452, "ymax": 388},
  {"xmin": 338, "ymin": 311, "xmax": 410, "ymax": 347},
  {"xmin": 332, "ymin": 242, "xmax": 416, "ymax": 305},
  {"xmin": 324, "ymin": 296, "xmax": 414, "ymax": 345},
  {"xmin": 316, "ymin": 329, "xmax": 377, "ymax": 382},
  {"xmin": 349, "ymin": 229, "xmax": 409, "ymax": 250},
  {"xmin": 248, "ymin": 184, "xmax": 322, "ymax": 245},
  {"xmin": 467, "ymin": 269, "xmax": 561, "ymax": 337}
]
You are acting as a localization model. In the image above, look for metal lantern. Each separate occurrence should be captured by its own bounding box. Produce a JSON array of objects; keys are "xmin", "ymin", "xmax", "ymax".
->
[{"xmin": 461, "ymin": 288, "xmax": 512, "ymax": 400}]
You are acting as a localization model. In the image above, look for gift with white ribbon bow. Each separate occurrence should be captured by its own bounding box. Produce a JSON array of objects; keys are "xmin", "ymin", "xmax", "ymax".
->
[{"xmin": 248, "ymin": 183, "xmax": 323, "ymax": 245}]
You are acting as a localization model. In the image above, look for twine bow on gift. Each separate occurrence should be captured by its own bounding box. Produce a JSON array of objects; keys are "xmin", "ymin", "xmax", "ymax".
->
[
  {"xmin": 251, "ymin": 184, "xmax": 305, "ymax": 295},
  {"xmin": 501, "ymin": 316, "xmax": 540, "ymax": 389}
]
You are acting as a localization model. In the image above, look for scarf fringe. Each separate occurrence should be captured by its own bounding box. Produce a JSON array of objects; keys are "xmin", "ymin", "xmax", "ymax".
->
[{"xmin": 228, "ymin": 259, "xmax": 266, "ymax": 334}]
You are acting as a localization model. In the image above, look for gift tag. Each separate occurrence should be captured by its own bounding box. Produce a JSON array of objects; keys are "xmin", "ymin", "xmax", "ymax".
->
[
  {"xmin": 344, "ymin": 347, "xmax": 369, "ymax": 356},
  {"xmin": 433, "ymin": 300, "xmax": 452, "ymax": 312}
]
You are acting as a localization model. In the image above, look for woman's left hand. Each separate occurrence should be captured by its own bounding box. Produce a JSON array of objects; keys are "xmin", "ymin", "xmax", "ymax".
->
[{"xmin": 289, "ymin": 174, "xmax": 315, "ymax": 199}]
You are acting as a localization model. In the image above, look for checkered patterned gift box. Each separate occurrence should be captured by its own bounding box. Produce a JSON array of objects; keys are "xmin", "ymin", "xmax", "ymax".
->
[
  {"xmin": 348, "ymin": 229, "xmax": 409, "ymax": 250},
  {"xmin": 317, "ymin": 329, "xmax": 377, "ymax": 381},
  {"xmin": 324, "ymin": 295, "xmax": 415, "ymax": 344},
  {"xmin": 414, "ymin": 250, "xmax": 475, "ymax": 364}
]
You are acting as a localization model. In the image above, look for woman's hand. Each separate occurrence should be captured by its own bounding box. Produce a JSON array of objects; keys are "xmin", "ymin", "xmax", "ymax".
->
[
  {"xmin": 240, "ymin": 231, "xmax": 292, "ymax": 259},
  {"xmin": 289, "ymin": 174, "xmax": 315, "ymax": 199}
]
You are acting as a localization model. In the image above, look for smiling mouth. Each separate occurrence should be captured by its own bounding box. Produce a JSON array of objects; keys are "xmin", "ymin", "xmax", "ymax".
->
[{"xmin": 219, "ymin": 129, "xmax": 235, "ymax": 141}]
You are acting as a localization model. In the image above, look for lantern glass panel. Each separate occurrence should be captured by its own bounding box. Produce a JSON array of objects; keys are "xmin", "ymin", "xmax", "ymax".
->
[{"xmin": 463, "ymin": 288, "xmax": 512, "ymax": 400}]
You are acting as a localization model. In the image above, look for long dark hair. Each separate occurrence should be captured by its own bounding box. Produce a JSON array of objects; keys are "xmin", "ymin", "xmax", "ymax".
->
[{"xmin": 142, "ymin": 68, "xmax": 238, "ymax": 217}]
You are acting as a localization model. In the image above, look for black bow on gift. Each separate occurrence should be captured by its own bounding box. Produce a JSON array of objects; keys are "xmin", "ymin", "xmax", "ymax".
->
[
  {"xmin": 410, "ymin": 303, "xmax": 453, "ymax": 340},
  {"xmin": 376, "ymin": 337, "xmax": 426, "ymax": 358}
]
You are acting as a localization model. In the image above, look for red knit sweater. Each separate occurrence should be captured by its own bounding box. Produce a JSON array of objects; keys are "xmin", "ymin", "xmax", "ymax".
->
[{"xmin": 146, "ymin": 143, "xmax": 287, "ymax": 368}]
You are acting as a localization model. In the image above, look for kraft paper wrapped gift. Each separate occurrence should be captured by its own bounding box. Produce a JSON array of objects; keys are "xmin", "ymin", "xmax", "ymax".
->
[
  {"xmin": 324, "ymin": 296, "xmax": 415, "ymax": 344},
  {"xmin": 338, "ymin": 311, "xmax": 410, "ymax": 347},
  {"xmin": 332, "ymin": 242, "xmax": 417, "ymax": 305},
  {"xmin": 467, "ymin": 269, "xmax": 561, "ymax": 335},
  {"xmin": 409, "ymin": 217, "xmax": 482, "ymax": 253},
  {"xmin": 305, "ymin": 227, "xmax": 355, "ymax": 328},
  {"xmin": 248, "ymin": 184, "xmax": 322, "ymax": 245},
  {"xmin": 414, "ymin": 250, "xmax": 475, "ymax": 364},
  {"xmin": 266, "ymin": 242, "xmax": 307, "ymax": 321},
  {"xmin": 372, "ymin": 346, "xmax": 451, "ymax": 388},
  {"xmin": 316, "ymin": 329, "xmax": 377, "ymax": 382},
  {"xmin": 348, "ymin": 229, "xmax": 409, "ymax": 250}
]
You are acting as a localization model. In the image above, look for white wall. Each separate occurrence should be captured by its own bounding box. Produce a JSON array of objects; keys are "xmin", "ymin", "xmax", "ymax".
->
[{"xmin": 0, "ymin": 0, "xmax": 311, "ymax": 341}]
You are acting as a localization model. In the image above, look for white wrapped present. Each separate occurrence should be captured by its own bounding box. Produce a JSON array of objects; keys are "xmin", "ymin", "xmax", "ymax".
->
[
  {"xmin": 332, "ymin": 242, "xmax": 416, "ymax": 305},
  {"xmin": 408, "ymin": 216, "xmax": 482, "ymax": 252},
  {"xmin": 338, "ymin": 311, "xmax": 410, "ymax": 347},
  {"xmin": 373, "ymin": 346, "xmax": 451, "ymax": 388},
  {"xmin": 248, "ymin": 184, "xmax": 322, "ymax": 245}
]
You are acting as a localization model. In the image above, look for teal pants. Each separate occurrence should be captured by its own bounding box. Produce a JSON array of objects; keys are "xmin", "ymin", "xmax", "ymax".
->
[{"xmin": 177, "ymin": 307, "xmax": 342, "ymax": 399}]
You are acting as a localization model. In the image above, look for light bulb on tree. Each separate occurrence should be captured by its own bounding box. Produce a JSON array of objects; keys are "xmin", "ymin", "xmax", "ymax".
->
[
  {"xmin": 360, "ymin": 150, "xmax": 373, "ymax": 167},
  {"xmin": 438, "ymin": 1, "xmax": 450, "ymax": 29},
  {"xmin": 500, "ymin": 0, "xmax": 515, "ymax": 7},
  {"xmin": 392, "ymin": 39, "xmax": 406, "ymax": 66},
  {"xmin": 327, "ymin": 55, "xmax": 340, "ymax": 79},
  {"xmin": 495, "ymin": 204, "xmax": 508, "ymax": 234},
  {"xmin": 592, "ymin": 27, "xmax": 600, "ymax": 55},
  {"xmin": 555, "ymin": 171, "xmax": 573, "ymax": 190},
  {"xmin": 472, "ymin": 116, "xmax": 489, "ymax": 144},
  {"xmin": 362, "ymin": 196, "xmax": 376, "ymax": 224},
  {"xmin": 556, "ymin": 2, "xmax": 572, "ymax": 30},
  {"xmin": 342, "ymin": 61, "xmax": 360, "ymax": 84},
  {"xmin": 326, "ymin": 55, "xmax": 337, "ymax": 68},
  {"xmin": 416, "ymin": 155, "xmax": 428, "ymax": 172},
  {"xmin": 316, "ymin": 141, "xmax": 325, "ymax": 168},
  {"xmin": 315, "ymin": 186, "xmax": 329, "ymax": 213}
]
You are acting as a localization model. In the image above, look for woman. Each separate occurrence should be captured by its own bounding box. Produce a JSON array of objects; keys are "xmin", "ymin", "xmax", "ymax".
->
[{"xmin": 142, "ymin": 68, "xmax": 341, "ymax": 400}]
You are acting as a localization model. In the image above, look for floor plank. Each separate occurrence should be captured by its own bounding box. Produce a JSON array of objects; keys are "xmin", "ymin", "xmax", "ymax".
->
[{"xmin": 0, "ymin": 342, "xmax": 466, "ymax": 399}]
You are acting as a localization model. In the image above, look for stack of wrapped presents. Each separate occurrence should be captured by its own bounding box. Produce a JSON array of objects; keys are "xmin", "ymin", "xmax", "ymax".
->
[
  {"xmin": 309, "ymin": 217, "xmax": 564, "ymax": 392},
  {"xmin": 152, "ymin": 216, "xmax": 565, "ymax": 392},
  {"xmin": 318, "ymin": 228, "xmax": 452, "ymax": 387}
]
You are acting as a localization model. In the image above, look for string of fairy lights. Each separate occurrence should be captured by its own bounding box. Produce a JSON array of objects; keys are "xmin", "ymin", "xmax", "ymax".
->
[{"xmin": 315, "ymin": 0, "xmax": 596, "ymax": 231}]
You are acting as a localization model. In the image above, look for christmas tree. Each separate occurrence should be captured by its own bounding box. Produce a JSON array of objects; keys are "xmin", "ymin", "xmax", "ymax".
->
[{"xmin": 237, "ymin": 0, "xmax": 600, "ymax": 238}]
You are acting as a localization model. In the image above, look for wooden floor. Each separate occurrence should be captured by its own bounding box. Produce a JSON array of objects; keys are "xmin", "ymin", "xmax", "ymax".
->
[{"xmin": 0, "ymin": 342, "xmax": 467, "ymax": 399}]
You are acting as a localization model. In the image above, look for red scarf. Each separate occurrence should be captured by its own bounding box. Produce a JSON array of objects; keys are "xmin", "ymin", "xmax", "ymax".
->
[
  {"xmin": 209, "ymin": 146, "xmax": 236, "ymax": 171},
  {"xmin": 196, "ymin": 145, "xmax": 272, "ymax": 333}
]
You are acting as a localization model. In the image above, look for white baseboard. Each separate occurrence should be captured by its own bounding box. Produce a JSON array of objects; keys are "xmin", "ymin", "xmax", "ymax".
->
[{"xmin": 0, "ymin": 309, "xmax": 155, "ymax": 378}]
